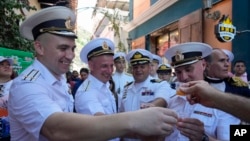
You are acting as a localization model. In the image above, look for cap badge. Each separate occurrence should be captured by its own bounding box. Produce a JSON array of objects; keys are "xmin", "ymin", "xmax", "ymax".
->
[
  {"xmin": 160, "ymin": 65, "xmax": 167, "ymax": 69},
  {"xmin": 65, "ymin": 17, "xmax": 74, "ymax": 30},
  {"xmin": 175, "ymin": 51, "xmax": 184, "ymax": 61},
  {"xmin": 134, "ymin": 52, "xmax": 142, "ymax": 59},
  {"xmin": 102, "ymin": 41, "xmax": 109, "ymax": 50}
]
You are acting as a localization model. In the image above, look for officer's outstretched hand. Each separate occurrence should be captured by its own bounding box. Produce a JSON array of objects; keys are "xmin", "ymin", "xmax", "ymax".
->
[{"xmin": 130, "ymin": 107, "xmax": 177, "ymax": 136}]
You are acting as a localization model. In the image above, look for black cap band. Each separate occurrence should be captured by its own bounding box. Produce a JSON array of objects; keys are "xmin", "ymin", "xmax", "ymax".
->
[
  {"xmin": 87, "ymin": 46, "xmax": 114, "ymax": 60},
  {"xmin": 172, "ymin": 52, "xmax": 202, "ymax": 62},
  {"xmin": 157, "ymin": 69, "xmax": 172, "ymax": 74},
  {"xmin": 114, "ymin": 56, "xmax": 125, "ymax": 61},
  {"xmin": 130, "ymin": 60, "xmax": 150, "ymax": 66},
  {"xmin": 32, "ymin": 19, "xmax": 75, "ymax": 39},
  {"xmin": 152, "ymin": 59, "xmax": 159, "ymax": 64},
  {"xmin": 130, "ymin": 51, "xmax": 150, "ymax": 66},
  {"xmin": 171, "ymin": 52, "xmax": 202, "ymax": 66}
]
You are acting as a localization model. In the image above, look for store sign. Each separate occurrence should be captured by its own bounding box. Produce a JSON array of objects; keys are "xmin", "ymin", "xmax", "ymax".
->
[{"xmin": 215, "ymin": 15, "xmax": 236, "ymax": 42}]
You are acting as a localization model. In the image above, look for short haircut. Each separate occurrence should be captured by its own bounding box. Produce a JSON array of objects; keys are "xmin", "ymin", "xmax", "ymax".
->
[
  {"xmin": 80, "ymin": 68, "xmax": 89, "ymax": 74},
  {"xmin": 233, "ymin": 60, "xmax": 246, "ymax": 66}
]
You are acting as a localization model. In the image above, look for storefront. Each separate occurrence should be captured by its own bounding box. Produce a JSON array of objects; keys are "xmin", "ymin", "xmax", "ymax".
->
[{"xmin": 125, "ymin": 0, "xmax": 250, "ymax": 71}]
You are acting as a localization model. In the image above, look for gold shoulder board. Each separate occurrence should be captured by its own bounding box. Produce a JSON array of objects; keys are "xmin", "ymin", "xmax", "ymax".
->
[{"xmin": 231, "ymin": 77, "xmax": 249, "ymax": 87}]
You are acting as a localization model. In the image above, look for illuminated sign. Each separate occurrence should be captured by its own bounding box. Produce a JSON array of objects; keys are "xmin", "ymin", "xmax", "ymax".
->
[{"xmin": 215, "ymin": 15, "xmax": 236, "ymax": 42}]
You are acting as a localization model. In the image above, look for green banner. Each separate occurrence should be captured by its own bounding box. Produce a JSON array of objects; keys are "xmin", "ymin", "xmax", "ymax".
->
[{"xmin": 0, "ymin": 47, "xmax": 34, "ymax": 74}]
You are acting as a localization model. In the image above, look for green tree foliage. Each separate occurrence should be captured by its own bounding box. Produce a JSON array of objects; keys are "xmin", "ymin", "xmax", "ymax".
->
[
  {"xmin": 0, "ymin": 0, "xmax": 36, "ymax": 53},
  {"xmin": 103, "ymin": 10, "xmax": 128, "ymax": 52},
  {"xmin": 89, "ymin": 7, "xmax": 128, "ymax": 52}
]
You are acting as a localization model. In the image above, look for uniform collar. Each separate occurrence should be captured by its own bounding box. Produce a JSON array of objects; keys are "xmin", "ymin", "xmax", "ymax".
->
[
  {"xmin": 114, "ymin": 71, "xmax": 124, "ymax": 76},
  {"xmin": 88, "ymin": 74, "xmax": 110, "ymax": 90},
  {"xmin": 204, "ymin": 76, "xmax": 224, "ymax": 83},
  {"xmin": 33, "ymin": 59, "xmax": 66, "ymax": 85}
]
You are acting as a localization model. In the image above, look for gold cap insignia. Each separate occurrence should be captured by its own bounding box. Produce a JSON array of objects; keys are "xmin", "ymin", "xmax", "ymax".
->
[
  {"xmin": 133, "ymin": 53, "xmax": 142, "ymax": 59},
  {"xmin": 175, "ymin": 51, "xmax": 184, "ymax": 61},
  {"xmin": 102, "ymin": 41, "xmax": 109, "ymax": 50},
  {"xmin": 160, "ymin": 65, "xmax": 167, "ymax": 69},
  {"xmin": 65, "ymin": 17, "xmax": 74, "ymax": 30}
]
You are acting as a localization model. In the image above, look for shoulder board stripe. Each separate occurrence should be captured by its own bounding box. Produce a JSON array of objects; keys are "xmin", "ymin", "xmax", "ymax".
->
[
  {"xmin": 124, "ymin": 81, "xmax": 133, "ymax": 88},
  {"xmin": 150, "ymin": 79, "xmax": 163, "ymax": 83},
  {"xmin": 30, "ymin": 70, "xmax": 39, "ymax": 81},
  {"xmin": 22, "ymin": 69, "xmax": 40, "ymax": 81},
  {"xmin": 84, "ymin": 80, "xmax": 90, "ymax": 91},
  {"xmin": 23, "ymin": 69, "xmax": 35, "ymax": 80}
]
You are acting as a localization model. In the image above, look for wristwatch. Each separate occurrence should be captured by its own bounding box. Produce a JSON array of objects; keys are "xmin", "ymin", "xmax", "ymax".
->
[{"xmin": 202, "ymin": 133, "xmax": 209, "ymax": 141}]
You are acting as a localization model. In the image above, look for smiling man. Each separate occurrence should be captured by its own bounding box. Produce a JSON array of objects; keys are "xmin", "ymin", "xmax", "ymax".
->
[
  {"xmin": 75, "ymin": 38, "xmax": 117, "ymax": 116},
  {"xmin": 120, "ymin": 49, "xmax": 175, "ymax": 141},
  {"xmin": 74, "ymin": 37, "xmax": 121, "ymax": 141}
]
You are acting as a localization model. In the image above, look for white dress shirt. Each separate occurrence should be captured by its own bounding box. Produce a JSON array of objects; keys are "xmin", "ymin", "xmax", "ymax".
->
[{"xmin": 8, "ymin": 59, "xmax": 74, "ymax": 141}]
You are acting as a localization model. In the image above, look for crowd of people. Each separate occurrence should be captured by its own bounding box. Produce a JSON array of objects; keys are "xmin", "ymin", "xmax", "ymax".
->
[{"xmin": 2, "ymin": 6, "xmax": 250, "ymax": 141}]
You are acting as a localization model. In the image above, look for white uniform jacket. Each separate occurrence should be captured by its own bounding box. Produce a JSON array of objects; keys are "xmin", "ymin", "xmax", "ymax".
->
[
  {"xmin": 120, "ymin": 76, "xmax": 175, "ymax": 141},
  {"xmin": 112, "ymin": 71, "xmax": 134, "ymax": 109},
  {"xmin": 8, "ymin": 59, "xmax": 74, "ymax": 141},
  {"xmin": 120, "ymin": 76, "xmax": 175, "ymax": 112},
  {"xmin": 112, "ymin": 71, "xmax": 134, "ymax": 95},
  {"xmin": 165, "ymin": 95, "xmax": 240, "ymax": 141},
  {"xmin": 74, "ymin": 74, "xmax": 119, "ymax": 141},
  {"xmin": 75, "ymin": 74, "xmax": 117, "ymax": 115}
]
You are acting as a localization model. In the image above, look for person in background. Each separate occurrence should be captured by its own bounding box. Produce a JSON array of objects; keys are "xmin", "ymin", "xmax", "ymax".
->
[
  {"xmin": 204, "ymin": 48, "xmax": 250, "ymax": 125},
  {"xmin": 233, "ymin": 60, "xmax": 249, "ymax": 83},
  {"xmin": 70, "ymin": 70, "xmax": 81, "ymax": 89},
  {"xmin": 72, "ymin": 67, "xmax": 89, "ymax": 96},
  {"xmin": 112, "ymin": 52, "xmax": 134, "ymax": 109},
  {"xmin": 71, "ymin": 67, "xmax": 89, "ymax": 112},
  {"xmin": 150, "ymin": 54, "xmax": 162, "ymax": 79},
  {"xmin": 120, "ymin": 49, "xmax": 176, "ymax": 141},
  {"xmin": 157, "ymin": 63, "xmax": 176, "ymax": 89},
  {"xmin": 10, "ymin": 70, "xmax": 18, "ymax": 79},
  {"xmin": 204, "ymin": 48, "xmax": 250, "ymax": 98},
  {"xmin": 66, "ymin": 71, "xmax": 74, "ymax": 91},
  {"xmin": 79, "ymin": 67, "xmax": 89, "ymax": 81},
  {"xmin": 72, "ymin": 70, "xmax": 80, "ymax": 81},
  {"xmin": 164, "ymin": 42, "xmax": 240, "ymax": 141},
  {"xmin": 8, "ymin": 6, "xmax": 178, "ymax": 141},
  {"xmin": 0, "ymin": 56, "xmax": 14, "ymax": 140},
  {"xmin": 157, "ymin": 63, "xmax": 172, "ymax": 83},
  {"xmin": 180, "ymin": 80, "xmax": 250, "ymax": 123}
]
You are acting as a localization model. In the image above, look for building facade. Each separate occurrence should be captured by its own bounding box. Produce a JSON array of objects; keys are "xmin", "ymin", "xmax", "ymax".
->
[
  {"xmin": 91, "ymin": 0, "xmax": 130, "ymax": 53},
  {"xmin": 124, "ymin": 0, "xmax": 250, "ymax": 73}
]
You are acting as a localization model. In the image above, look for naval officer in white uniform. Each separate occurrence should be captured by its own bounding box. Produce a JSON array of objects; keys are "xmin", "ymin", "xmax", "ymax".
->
[
  {"xmin": 112, "ymin": 52, "xmax": 134, "ymax": 109},
  {"xmin": 120, "ymin": 49, "xmax": 175, "ymax": 141},
  {"xmin": 75, "ymin": 38, "xmax": 119, "ymax": 141}
]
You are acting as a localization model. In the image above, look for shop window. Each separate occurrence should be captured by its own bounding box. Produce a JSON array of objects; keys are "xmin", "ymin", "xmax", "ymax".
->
[{"xmin": 156, "ymin": 30, "xmax": 179, "ymax": 56}]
